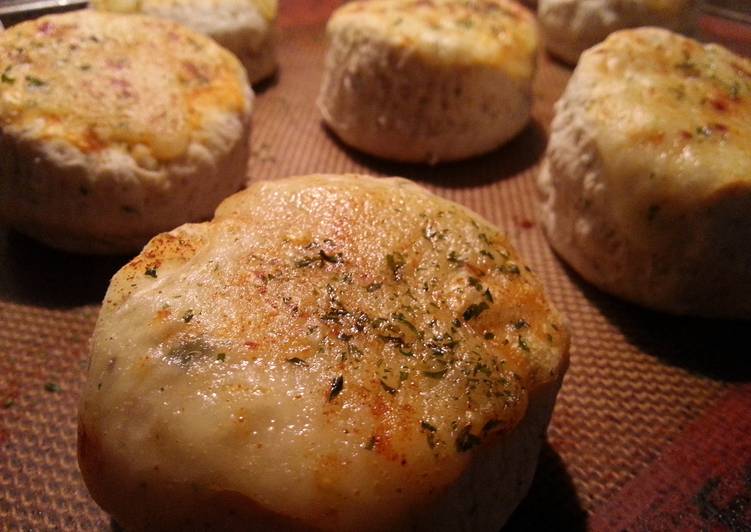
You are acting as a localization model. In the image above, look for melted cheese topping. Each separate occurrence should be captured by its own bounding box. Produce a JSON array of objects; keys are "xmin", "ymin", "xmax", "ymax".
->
[
  {"xmin": 575, "ymin": 28, "xmax": 751, "ymax": 242},
  {"xmin": 328, "ymin": 0, "xmax": 538, "ymax": 80},
  {"xmin": 0, "ymin": 11, "xmax": 249, "ymax": 160},
  {"xmin": 84, "ymin": 175, "xmax": 568, "ymax": 528}
]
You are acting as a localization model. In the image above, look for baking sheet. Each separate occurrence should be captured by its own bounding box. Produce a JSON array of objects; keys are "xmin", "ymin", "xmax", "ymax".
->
[{"xmin": 1, "ymin": 2, "xmax": 749, "ymax": 529}]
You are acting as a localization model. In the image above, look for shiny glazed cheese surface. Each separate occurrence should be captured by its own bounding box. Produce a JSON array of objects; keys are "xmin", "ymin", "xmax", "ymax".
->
[
  {"xmin": 575, "ymin": 28, "xmax": 751, "ymax": 240},
  {"xmin": 82, "ymin": 175, "xmax": 568, "ymax": 528},
  {"xmin": 0, "ymin": 11, "xmax": 249, "ymax": 161},
  {"xmin": 328, "ymin": 0, "xmax": 538, "ymax": 80}
]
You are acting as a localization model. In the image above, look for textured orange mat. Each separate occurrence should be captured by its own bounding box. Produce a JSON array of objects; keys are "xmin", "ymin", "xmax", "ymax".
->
[{"xmin": 1, "ymin": 2, "xmax": 749, "ymax": 529}]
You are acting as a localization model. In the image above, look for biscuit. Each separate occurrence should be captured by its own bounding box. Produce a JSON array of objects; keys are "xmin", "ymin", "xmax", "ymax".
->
[
  {"xmin": 79, "ymin": 174, "xmax": 570, "ymax": 530},
  {"xmin": 537, "ymin": 28, "xmax": 751, "ymax": 318},
  {"xmin": 318, "ymin": 0, "xmax": 538, "ymax": 164},
  {"xmin": 0, "ymin": 11, "xmax": 253, "ymax": 254}
]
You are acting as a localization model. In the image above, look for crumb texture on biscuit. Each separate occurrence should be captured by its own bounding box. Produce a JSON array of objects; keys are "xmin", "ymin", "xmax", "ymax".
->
[
  {"xmin": 80, "ymin": 174, "xmax": 569, "ymax": 529},
  {"xmin": 538, "ymin": 28, "xmax": 751, "ymax": 317},
  {"xmin": 0, "ymin": 10, "xmax": 249, "ymax": 161}
]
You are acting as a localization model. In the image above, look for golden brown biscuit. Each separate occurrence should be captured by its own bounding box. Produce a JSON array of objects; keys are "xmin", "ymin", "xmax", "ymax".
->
[
  {"xmin": 318, "ymin": 0, "xmax": 538, "ymax": 164},
  {"xmin": 0, "ymin": 10, "xmax": 253, "ymax": 254},
  {"xmin": 538, "ymin": 28, "xmax": 751, "ymax": 318},
  {"xmin": 80, "ymin": 174, "xmax": 570, "ymax": 530}
]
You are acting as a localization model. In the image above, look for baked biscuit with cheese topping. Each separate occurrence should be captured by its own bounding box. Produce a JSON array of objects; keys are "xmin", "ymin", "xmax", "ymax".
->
[
  {"xmin": 0, "ymin": 11, "xmax": 253, "ymax": 254},
  {"xmin": 79, "ymin": 174, "xmax": 570, "ymax": 530},
  {"xmin": 91, "ymin": 0, "xmax": 278, "ymax": 85},
  {"xmin": 318, "ymin": 0, "xmax": 538, "ymax": 164},
  {"xmin": 538, "ymin": 28, "xmax": 751, "ymax": 318},
  {"xmin": 538, "ymin": 0, "xmax": 697, "ymax": 65}
]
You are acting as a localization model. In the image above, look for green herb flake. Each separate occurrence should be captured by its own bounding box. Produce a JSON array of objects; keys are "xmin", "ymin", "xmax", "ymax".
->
[
  {"xmin": 378, "ymin": 335, "xmax": 404, "ymax": 346},
  {"xmin": 366, "ymin": 282, "xmax": 382, "ymax": 292},
  {"xmin": 379, "ymin": 379, "xmax": 398, "ymax": 395},
  {"xmin": 287, "ymin": 357, "xmax": 308, "ymax": 367},
  {"xmin": 328, "ymin": 375, "xmax": 344, "ymax": 401},
  {"xmin": 513, "ymin": 319, "xmax": 529, "ymax": 330},
  {"xmin": 144, "ymin": 267, "xmax": 158, "ymax": 278},
  {"xmin": 1, "ymin": 66, "xmax": 15, "ymax": 84},
  {"xmin": 483, "ymin": 288, "xmax": 493, "ymax": 303},
  {"xmin": 26, "ymin": 75, "xmax": 46, "ymax": 87},
  {"xmin": 2, "ymin": 398, "xmax": 14, "ymax": 409},
  {"xmin": 468, "ymin": 277, "xmax": 482, "ymax": 291},
  {"xmin": 363, "ymin": 436, "xmax": 377, "ymax": 450},
  {"xmin": 322, "ymin": 308, "xmax": 348, "ymax": 323},
  {"xmin": 393, "ymin": 313, "xmax": 418, "ymax": 333},
  {"xmin": 500, "ymin": 263, "xmax": 520, "ymax": 275},
  {"xmin": 518, "ymin": 336, "xmax": 530, "ymax": 352},
  {"xmin": 463, "ymin": 302, "xmax": 489, "ymax": 321},
  {"xmin": 295, "ymin": 256, "xmax": 318, "ymax": 268},
  {"xmin": 420, "ymin": 420, "xmax": 437, "ymax": 432},
  {"xmin": 182, "ymin": 309, "xmax": 194, "ymax": 323},
  {"xmin": 44, "ymin": 382, "xmax": 61, "ymax": 393},
  {"xmin": 319, "ymin": 249, "xmax": 340, "ymax": 264},
  {"xmin": 474, "ymin": 363, "xmax": 491, "ymax": 376},
  {"xmin": 455, "ymin": 424, "xmax": 481, "ymax": 452},
  {"xmin": 215, "ymin": 353, "xmax": 226, "ymax": 362},
  {"xmin": 421, "ymin": 367, "xmax": 448, "ymax": 379},
  {"xmin": 386, "ymin": 252, "xmax": 406, "ymax": 282},
  {"xmin": 447, "ymin": 251, "xmax": 464, "ymax": 266},
  {"xmin": 167, "ymin": 340, "xmax": 209, "ymax": 367},
  {"xmin": 399, "ymin": 347, "xmax": 413, "ymax": 358},
  {"xmin": 483, "ymin": 331, "xmax": 495, "ymax": 340}
]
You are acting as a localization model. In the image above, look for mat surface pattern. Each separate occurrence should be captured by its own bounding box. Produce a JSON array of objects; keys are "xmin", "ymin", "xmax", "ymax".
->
[{"xmin": 1, "ymin": 2, "xmax": 749, "ymax": 529}]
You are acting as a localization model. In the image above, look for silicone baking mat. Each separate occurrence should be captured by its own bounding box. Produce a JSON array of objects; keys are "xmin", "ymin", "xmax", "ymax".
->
[{"xmin": 1, "ymin": 1, "xmax": 749, "ymax": 529}]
